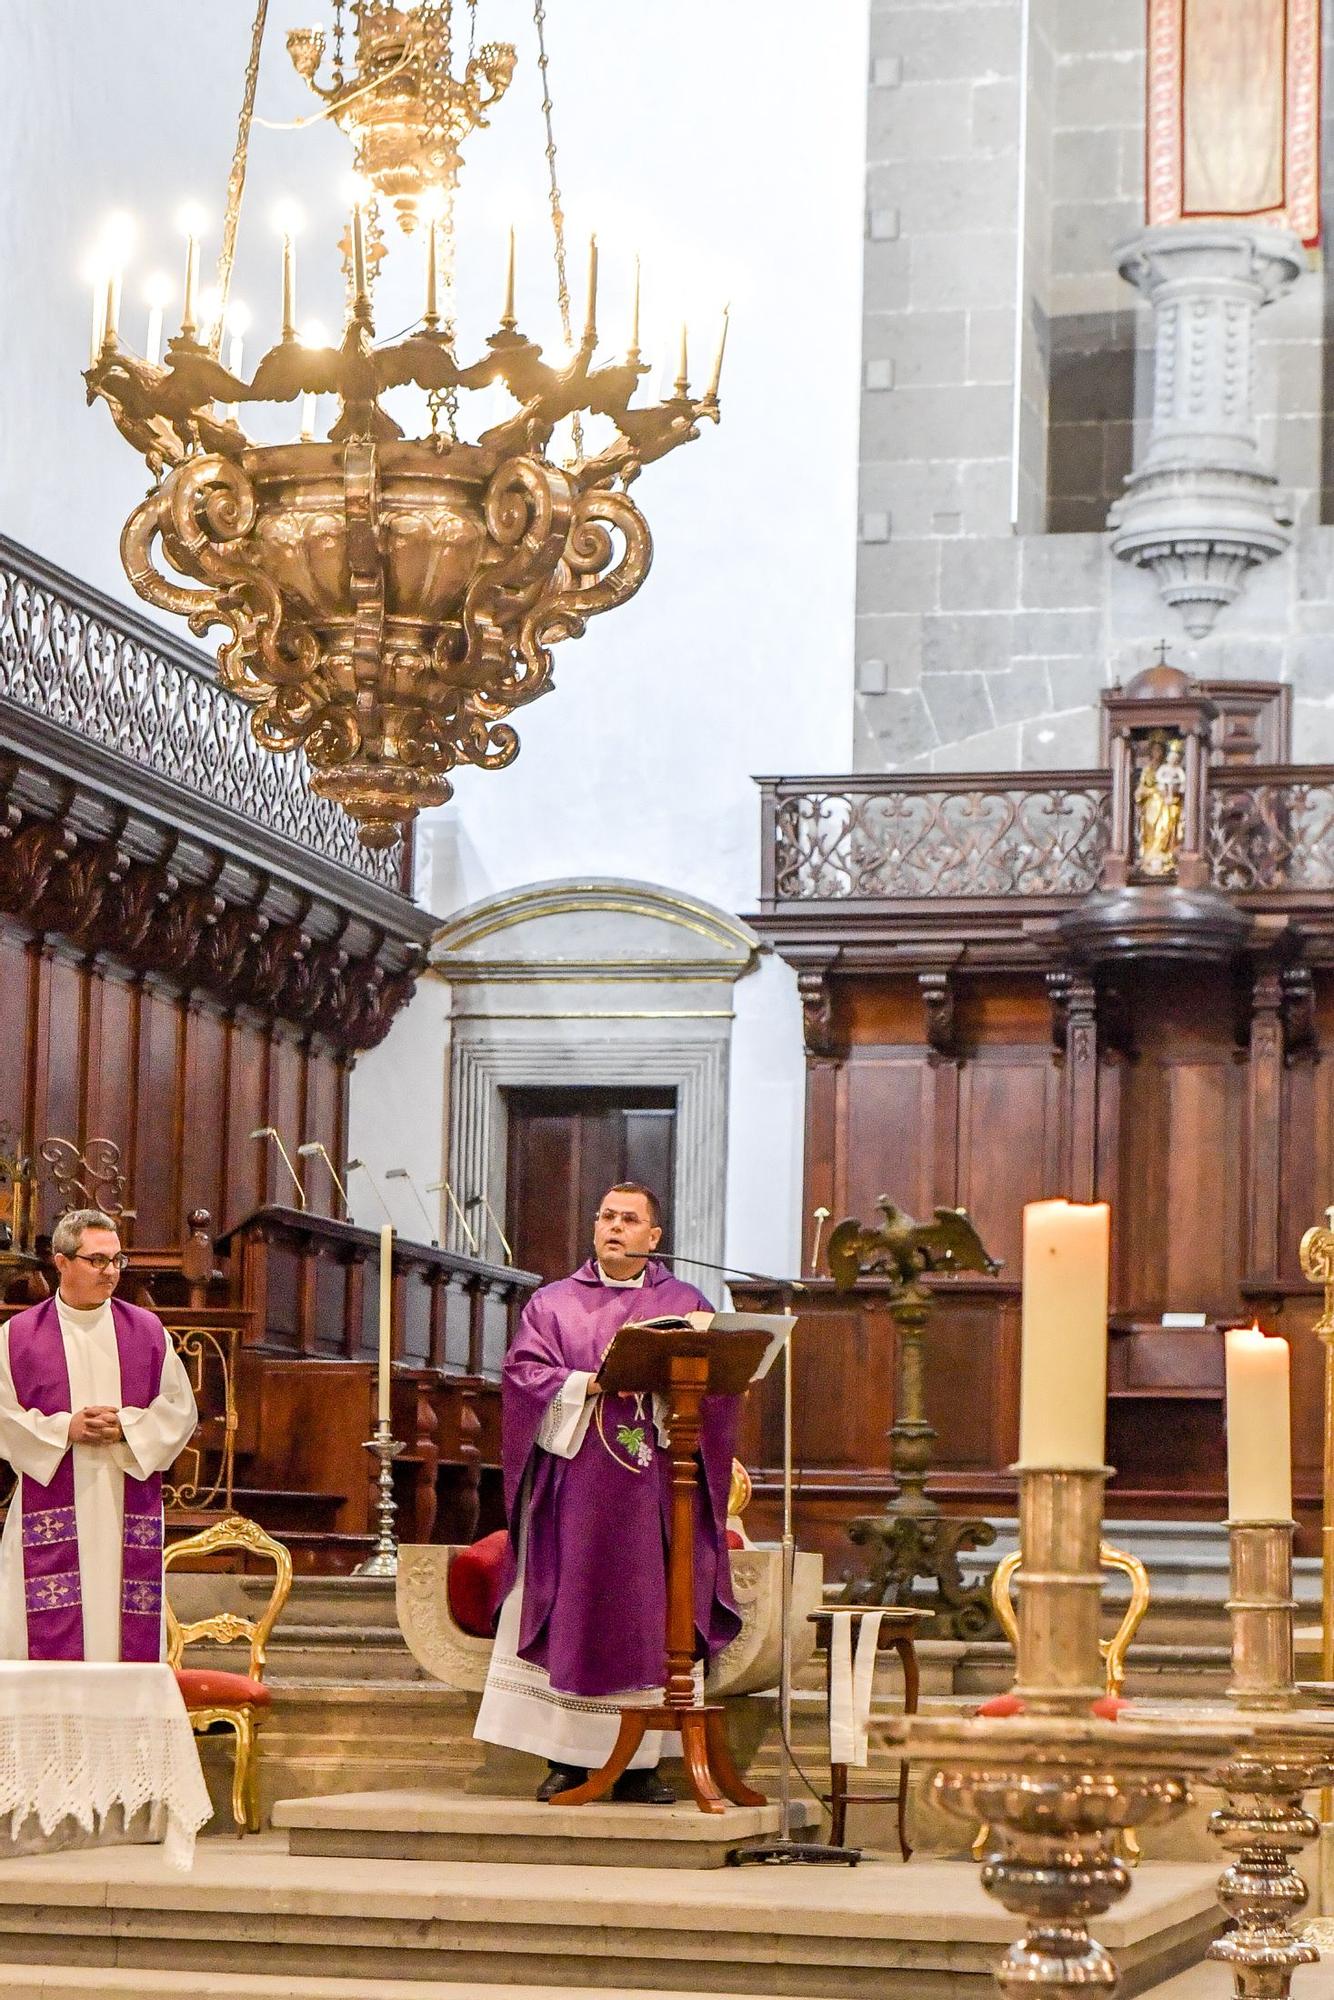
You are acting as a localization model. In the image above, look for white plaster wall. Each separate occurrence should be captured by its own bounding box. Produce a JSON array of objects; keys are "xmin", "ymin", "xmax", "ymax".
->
[{"xmin": 1, "ymin": 1, "xmax": 867, "ymax": 1281}]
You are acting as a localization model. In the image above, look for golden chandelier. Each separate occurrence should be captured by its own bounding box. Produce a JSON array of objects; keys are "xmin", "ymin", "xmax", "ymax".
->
[{"xmin": 84, "ymin": 1, "xmax": 724, "ymax": 850}]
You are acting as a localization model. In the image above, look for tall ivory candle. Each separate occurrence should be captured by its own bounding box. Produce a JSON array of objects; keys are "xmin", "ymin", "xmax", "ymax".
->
[
  {"xmin": 377, "ymin": 1224, "xmax": 394, "ymax": 1426},
  {"xmin": 1225, "ymin": 1325, "xmax": 1292, "ymax": 1520},
  {"xmin": 1018, "ymin": 1198, "xmax": 1111, "ymax": 1467}
]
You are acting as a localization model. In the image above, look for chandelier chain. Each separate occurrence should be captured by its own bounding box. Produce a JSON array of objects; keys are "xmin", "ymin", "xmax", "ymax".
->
[
  {"xmin": 332, "ymin": 0, "xmax": 345, "ymax": 91},
  {"xmin": 466, "ymin": 0, "xmax": 478, "ymax": 65},
  {"xmin": 533, "ymin": 0, "xmax": 583, "ymax": 458},
  {"xmin": 213, "ymin": 0, "xmax": 270, "ymax": 357}
]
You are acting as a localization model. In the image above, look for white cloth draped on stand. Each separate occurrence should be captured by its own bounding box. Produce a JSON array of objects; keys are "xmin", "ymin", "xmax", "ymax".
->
[
  {"xmin": 0, "ymin": 1297, "xmax": 197, "ymax": 1661},
  {"xmin": 829, "ymin": 1608, "xmax": 887, "ymax": 1768}
]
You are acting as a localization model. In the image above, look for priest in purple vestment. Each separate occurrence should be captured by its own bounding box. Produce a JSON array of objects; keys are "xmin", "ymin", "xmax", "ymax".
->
[
  {"xmin": 474, "ymin": 1183, "xmax": 740, "ymax": 1802},
  {"xmin": 0, "ymin": 1210, "xmax": 197, "ymax": 1662}
]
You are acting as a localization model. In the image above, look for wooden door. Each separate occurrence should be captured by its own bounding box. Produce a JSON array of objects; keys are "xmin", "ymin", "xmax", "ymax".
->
[{"xmin": 505, "ymin": 1086, "xmax": 676, "ymax": 1283}]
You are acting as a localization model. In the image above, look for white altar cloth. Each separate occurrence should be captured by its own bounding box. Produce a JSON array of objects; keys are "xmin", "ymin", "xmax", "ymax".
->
[{"xmin": 0, "ymin": 1662, "xmax": 211, "ymax": 1869}]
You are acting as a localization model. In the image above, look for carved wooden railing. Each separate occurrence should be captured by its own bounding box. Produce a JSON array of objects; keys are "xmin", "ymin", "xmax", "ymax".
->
[
  {"xmin": 759, "ymin": 767, "xmax": 1334, "ymax": 910},
  {"xmin": 758, "ymin": 773, "xmax": 1113, "ymax": 908},
  {"xmin": 0, "ymin": 533, "xmax": 404, "ymax": 892},
  {"xmin": 1208, "ymin": 767, "xmax": 1334, "ymax": 893}
]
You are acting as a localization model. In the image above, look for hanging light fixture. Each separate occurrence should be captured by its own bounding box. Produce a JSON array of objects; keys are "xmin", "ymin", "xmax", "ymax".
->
[{"xmin": 83, "ymin": 1, "xmax": 726, "ymax": 851}]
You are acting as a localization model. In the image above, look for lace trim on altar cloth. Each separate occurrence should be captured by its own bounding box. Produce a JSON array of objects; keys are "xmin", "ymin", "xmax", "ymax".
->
[
  {"xmin": 0, "ymin": 1712, "xmax": 212, "ymax": 1870},
  {"xmin": 25, "ymin": 1573, "xmax": 80, "ymax": 1614},
  {"xmin": 22, "ymin": 1507, "xmax": 78, "ymax": 1549},
  {"xmin": 123, "ymin": 1515, "xmax": 163, "ymax": 1551}
]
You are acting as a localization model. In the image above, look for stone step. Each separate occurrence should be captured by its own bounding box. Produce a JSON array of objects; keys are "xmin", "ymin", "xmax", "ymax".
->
[
  {"xmin": 274, "ymin": 1789, "xmax": 822, "ymax": 1869},
  {"xmin": 0, "ymin": 1837, "xmax": 1222, "ymax": 1998},
  {"xmin": 0, "ymin": 1974, "xmax": 799, "ymax": 2000}
]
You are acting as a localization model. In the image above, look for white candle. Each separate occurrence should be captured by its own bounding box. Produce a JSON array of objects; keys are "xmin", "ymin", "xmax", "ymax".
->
[
  {"xmin": 300, "ymin": 391, "xmax": 317, "ymax": 441},
  {"xmin": 1018, "ymin": 1198, "xmax": 1111, "ymax": 1468},
  {"xmin": 1225, "ymin": 1325, "xmax": 1292, "ymax": 1520},
  {"xmin": 89, "ymin": 279, "xmax": 106, "ymax": 366},
  {"xmin": 182, "ymin": 233, "xmax": 200, "ymax": 338},
  {"xmin": 377, "ymin": 1223, "xmax": 395, "ymax": 1425}
]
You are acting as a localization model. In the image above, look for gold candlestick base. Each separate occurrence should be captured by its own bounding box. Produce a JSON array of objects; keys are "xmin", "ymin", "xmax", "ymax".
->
[
  {"xmin": 1203, "ymin": 1519, "xmax": 1334, "ymax": 1995},
  {"xmin": 888, "ymin": 1470, "xmax": 1253, "ymax": 1998},
  {"xmin": 898, "ymin": 1714, "xmax": 1252, "ymax": 1999}
]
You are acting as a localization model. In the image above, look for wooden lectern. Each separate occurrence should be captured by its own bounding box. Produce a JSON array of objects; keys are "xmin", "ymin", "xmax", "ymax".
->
[{"xmin": 552, "ymin": 1317, "xmax": 774, "ymax": 1815}]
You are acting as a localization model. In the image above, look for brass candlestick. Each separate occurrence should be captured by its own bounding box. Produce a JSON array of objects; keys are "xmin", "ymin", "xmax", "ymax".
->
[
  {"xmin": 1204, "ymin": 1519, "xmax": 1334, "ymax": 1991},
  {"xmin": 890, "ymin": 1466, "xmax": 1254, "ymax": 2000}
]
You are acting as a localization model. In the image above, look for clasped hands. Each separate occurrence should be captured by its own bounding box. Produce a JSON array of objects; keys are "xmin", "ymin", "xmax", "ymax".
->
[{"xmin": 68, "ymin": 1405, "xmax": 124, "ymax": 1446}]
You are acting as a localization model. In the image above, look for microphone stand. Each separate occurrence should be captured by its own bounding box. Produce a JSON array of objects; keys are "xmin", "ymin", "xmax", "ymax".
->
[{"xmin": 650, "ymin": 1252, "xmax": 859, "ymax": 1865}]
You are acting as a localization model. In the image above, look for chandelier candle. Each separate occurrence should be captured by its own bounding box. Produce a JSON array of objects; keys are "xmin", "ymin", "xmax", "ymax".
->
[{"xmin": 377, "ymin": 1223, "xmax": 394, "ymax": 1426}]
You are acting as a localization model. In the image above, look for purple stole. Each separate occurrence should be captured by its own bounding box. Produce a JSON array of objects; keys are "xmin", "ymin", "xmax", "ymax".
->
[{"xmin": 6, "ymin": 1297, "xmax": 167, "ymax": 1662}]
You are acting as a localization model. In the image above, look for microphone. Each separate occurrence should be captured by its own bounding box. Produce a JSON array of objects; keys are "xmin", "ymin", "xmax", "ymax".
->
[
  {"xmin": 385, "ymin": 1166, "xmax": 438, "ymax": 1245},
  {"xmin": 465, "ymin": 1191, "xmax": 514, "ymax": 1265},
  {"xmin": 248, "ymin": 1127, "xmax": 306, "ymax": 1209},
  {"xmin": 641, "ymin": 1250, "xmax": 806, "ymax": 1293},
  {"xmin": 296, "ymin": 1141, "xmax": 350, "ymax": 1216},
  {"xmin": 425, "ymin": 1177, "xmax": 482, "ymax": 1256},
  {"xmin": 345, "ymin": 1157, "xmax": 395, "ymax": 1227}
]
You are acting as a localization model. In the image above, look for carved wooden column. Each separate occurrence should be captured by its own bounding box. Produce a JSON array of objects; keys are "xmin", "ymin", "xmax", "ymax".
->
[
  {"xmin": 794, "ymin": 949, "xmax": 843, "ymax": 1264},
  {"xmin": 1049, "ymin": 971, "xmax": 1099, "ymax": 1203},
  {"xmin": 1246, "ymin": 964, "xmax": 1286, "ymax": 1288},
  {"xmin": 919, "ymin": 967, "xmax": 960, "ymax": 1212}
]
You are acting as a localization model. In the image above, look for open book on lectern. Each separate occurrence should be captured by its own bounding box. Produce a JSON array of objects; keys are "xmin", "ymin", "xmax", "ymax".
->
[{"xmin": 621, "ymin": 1311, "xmax": 795, "ymax": 1381}]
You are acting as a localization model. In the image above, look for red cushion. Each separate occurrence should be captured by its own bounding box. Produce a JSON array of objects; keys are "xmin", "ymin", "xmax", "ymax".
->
[
  {"xmin": 174, "ymin": 1668, "xmax": 272, "ymax": 1709},
  {"xmin": 725, "ymin": 1528, "xmax": 745, "ymax": 1550},
  {"xmin": 448, "ymin": 1530, "xmax": 509, "ymax": 1638}
]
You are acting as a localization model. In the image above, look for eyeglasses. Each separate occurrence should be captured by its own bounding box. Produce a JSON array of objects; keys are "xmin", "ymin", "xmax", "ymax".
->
[{"xmin": 68, "ymin": 1253, "xmax": 129, "ymax": 1273}]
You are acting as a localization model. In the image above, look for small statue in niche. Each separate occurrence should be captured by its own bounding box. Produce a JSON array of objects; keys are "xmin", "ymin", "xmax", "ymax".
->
[{"xmin": 1134, "ymin": 736, "xmax": 1186, "ymax": 877}]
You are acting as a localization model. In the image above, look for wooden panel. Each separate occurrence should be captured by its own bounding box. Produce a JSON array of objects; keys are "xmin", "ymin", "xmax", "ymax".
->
[
  {"xmin": 956, "ymin": 1054, "xmax": 1053, "ymax": 1274},
  {"xmin": 265, "ymin": 1034, "xmax": 305, "ymax": 1207},
  {"xmin": 223, "ymin": 1018, "xmax": 269, "ymax": 1231},
  {"xmin": 180, "ymin": 1004, "xmax": 228, "ymax": 1225},
  {"xmin": 840, "ymin": 1054, "xmax": 933, "ymax": 1226},
  {"xmin": 303, "ymin": 1050, "xmax": 344, "ymax": 1218},
  {"xmin": 84, "ymin": 969, "xmax": 137, "ymax": 1181},
  {"xmin": 131, "ymin": 985, "xmax": 183, "ymax": 1243},
  {"xmin": 0, "ymin": 932, "xmax": 31, "ymax": 1134}
]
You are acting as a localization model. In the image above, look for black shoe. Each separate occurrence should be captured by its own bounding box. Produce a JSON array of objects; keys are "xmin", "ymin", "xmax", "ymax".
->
[
  {"xmin": 536, "ymin": 1762, "xmax": 587, "ymax": 1801},
  {"xmin": 612, "ymin": 1766, "xmax": 677, "ymax": 1805}
]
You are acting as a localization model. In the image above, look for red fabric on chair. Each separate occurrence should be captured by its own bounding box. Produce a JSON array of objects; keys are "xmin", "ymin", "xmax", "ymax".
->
[
  {"xmin": 448, "ymin": 1529, "xmax": 509, "ymax": 1637},
  {"xmin": 174, "ymin": 1668, "xmax": 272, "ymax": 1709}
]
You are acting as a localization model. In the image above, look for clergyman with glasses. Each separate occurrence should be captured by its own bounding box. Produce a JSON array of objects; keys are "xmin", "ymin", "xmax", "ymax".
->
[{"xmin": 0, "ymin": 1209, "xmax": 197, "ymax": 1661}]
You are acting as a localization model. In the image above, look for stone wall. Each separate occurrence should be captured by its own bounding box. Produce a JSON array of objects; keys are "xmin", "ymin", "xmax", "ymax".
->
[{"xmin": 857, "ymin": 0, "xmax": 1334, "ymax": 773}]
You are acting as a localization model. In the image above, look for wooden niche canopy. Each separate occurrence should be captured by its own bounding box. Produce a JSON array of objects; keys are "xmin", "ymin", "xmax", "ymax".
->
[{"xmin": 742, "ymin": 669, "xmax": 1332, "ymax": 1557}]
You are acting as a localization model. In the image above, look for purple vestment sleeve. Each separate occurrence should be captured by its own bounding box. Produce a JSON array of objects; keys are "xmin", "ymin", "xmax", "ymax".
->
[{"xmin": 497, "ymin": 1259, "xmax": 742, "ymax": 1699}]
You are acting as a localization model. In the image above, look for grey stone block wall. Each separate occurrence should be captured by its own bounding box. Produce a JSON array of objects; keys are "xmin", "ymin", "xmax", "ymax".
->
[{"xmin": 856, "ymin": 0, "xmax": 1334, "ymax": 776}]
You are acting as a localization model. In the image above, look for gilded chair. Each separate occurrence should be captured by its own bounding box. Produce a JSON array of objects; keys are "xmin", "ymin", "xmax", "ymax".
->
[
  {"xmin": 163, "ymin": 1514, "xmax": 293, "ymax": 1834},
  {"xmin": 973, "ymin": 1540, "xmax": 1151, "ymax": 1863}
]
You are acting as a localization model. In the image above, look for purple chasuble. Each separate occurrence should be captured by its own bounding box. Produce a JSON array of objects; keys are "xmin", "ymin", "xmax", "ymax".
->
[
  {"xmin": 5, "ymin": 1296, "xmax": 167, "ymax": 1662},
  {"xmin": 500, "ymin": 1258, "xmax": 741, "ymax": 1699}
]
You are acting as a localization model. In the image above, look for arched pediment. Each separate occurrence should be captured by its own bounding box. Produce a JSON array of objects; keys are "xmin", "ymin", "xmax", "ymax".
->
[{"xmin": 429, "ymin": 878, "xmax": 760, "ymax": 985}]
